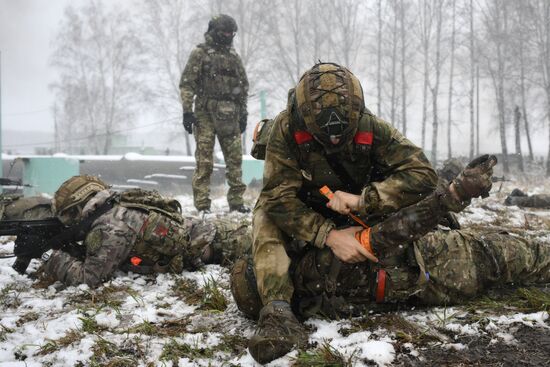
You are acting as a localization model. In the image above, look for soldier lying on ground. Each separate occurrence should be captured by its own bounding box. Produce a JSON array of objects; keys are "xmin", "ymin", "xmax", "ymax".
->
[
  {"xmin": 27, "ymin": 175, "xmax": 251, "ymax": 288},
  {"xmin": 505, "ymin": 188, "xmax": 550, "ymax": 208},
  {"xmin": 231, "ymin": 155, "xmax": 550, "ymax": 364}
]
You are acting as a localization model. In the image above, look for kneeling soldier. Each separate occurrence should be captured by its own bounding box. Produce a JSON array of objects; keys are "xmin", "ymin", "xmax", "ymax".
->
[{"xmin": 231, "ymin": 155, "xmax": 550, "ymax": 364}]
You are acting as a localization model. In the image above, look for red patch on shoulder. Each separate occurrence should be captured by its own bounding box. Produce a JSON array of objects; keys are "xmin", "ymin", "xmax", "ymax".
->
[{"xmin": 354, "ymin": 131, "xmax": 373, "ymax": 145}]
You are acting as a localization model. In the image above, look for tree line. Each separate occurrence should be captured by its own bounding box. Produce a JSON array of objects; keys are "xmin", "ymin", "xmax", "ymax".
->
[{"xmin": 50, "ymin": 0, "xmax": 550, "ymax": 176}]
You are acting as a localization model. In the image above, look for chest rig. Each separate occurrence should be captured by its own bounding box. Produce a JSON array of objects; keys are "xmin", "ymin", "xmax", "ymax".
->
[
  {"xmin": 197, "ymin": 43, "xmax": 242, "ymax": 101},
  {"xmin": 286, "ymin": 105, "xmax": 376, "ymax": 194}
]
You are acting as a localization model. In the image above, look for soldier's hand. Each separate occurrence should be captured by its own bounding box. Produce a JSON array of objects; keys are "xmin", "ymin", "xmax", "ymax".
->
[
  {"xmin": 239, "ymin": 113, "xmax": 247, "ymax": 134},
  {"xmin": 326, "ymin": 227, "xmax": 377, "ymax": 263},
  {"xmin": 451, "ymin": 154, "xmax": 498, "ymax": 201},
  {"xmin": 183, "ymin": 112, "xmax": 197, "ymax": 134},
  {"xmin": 326, "ymin": 190, "xmax": 361, "ymax": 215}
]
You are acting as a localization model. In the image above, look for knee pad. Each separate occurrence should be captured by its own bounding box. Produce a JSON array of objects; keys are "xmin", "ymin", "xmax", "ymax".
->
[{"xmin": 230, "ymin": 256, "xmax": 262, "ymax": 320}]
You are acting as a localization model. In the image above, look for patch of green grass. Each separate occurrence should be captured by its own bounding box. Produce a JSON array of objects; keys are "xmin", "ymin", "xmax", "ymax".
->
[
  {"xmin": 159, "ymin": 339, "xmax": 215, "ymax": 365},
  {"xmin": 172, "ymin": 276, "xmax": 228, "ymax": 312},
  {"xmin": 126, "ymin": 318, "xmax": 190, "ymax": 337},
  {"xmin": 467, "ymin": 287, "xmax": 550, "ymax": 314},
  {"xmin": 78, "ymin": 313, "xmax": 106, "ymax": 334},
  {"xmin": 68, "ymin": 284, "xmax": 131, "ymax": 312},
  {"xmin": 89, "ymin": 336, "xmax": 137, "ymax": 367},
  {"xmin": 36, "ymin": 330, "xmax": 83, "ymax": 355},
  {"xmin": 200, "ymin": 276, "xmax": 228, "ymax": 312},
  {"xmin": 292, "ymin": 341, "xmax": 355, "ymax": 367}
]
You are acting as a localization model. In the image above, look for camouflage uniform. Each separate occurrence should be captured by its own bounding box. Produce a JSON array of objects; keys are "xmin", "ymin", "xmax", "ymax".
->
[
  {"xmin": 505, "ymin": 189, "xmax": 550, "ymax": 208},
  {"xmin": 254, "ymin": 107, "xmax": 438, "ymax": 305},
  {"xmin": 43, "ymin": 189, "xmax": 251, "ymax": 288},
  {"xmin": 179, "ymin": 18, "xmax": 248, "ymax": 211},
  {"xmin": 291, "ymin": 182, "xmax": 550, "ymax": 316}
]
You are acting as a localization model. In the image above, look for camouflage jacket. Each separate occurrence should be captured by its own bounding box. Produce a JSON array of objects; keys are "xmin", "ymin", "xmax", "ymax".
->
[
  {"xmin": 255, "ymin": 110, "xmax": 438, "ymax": 248},
  {"xmin": 179, "ymin": 34, "xmax": 248, "ymax": 115},
  {"xmin": 43, "ymin": 190, "xmax": 249, "ymax": 288}
]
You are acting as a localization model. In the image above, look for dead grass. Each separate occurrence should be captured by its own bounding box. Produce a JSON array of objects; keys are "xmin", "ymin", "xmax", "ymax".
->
[{"xmin": 36, "ymin": 330, "xmax": 83, "ymax": 355}]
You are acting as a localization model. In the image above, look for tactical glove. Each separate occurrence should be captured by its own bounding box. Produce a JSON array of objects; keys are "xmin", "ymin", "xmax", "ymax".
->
[
  {"xmin": 452, "ymin": 154, "xmax": 498, "ymax": 202},
  {"xmin": 183, "ymin": 112, "xmax": 197, "ymax": 134},
  {"xmin": 239, "ymin": 113, "xmax": 247, "ymax": 134}
]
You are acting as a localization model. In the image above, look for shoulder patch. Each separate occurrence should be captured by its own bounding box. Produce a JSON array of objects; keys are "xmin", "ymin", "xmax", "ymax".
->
[{"xmin": 85, "ymin": 230, "xmax": 103, "ymax": 255}]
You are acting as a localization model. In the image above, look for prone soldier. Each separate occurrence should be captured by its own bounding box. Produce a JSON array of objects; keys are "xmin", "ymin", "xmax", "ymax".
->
[
  {"xmin": 9, "ymin": 175, "xmax": 252, "ymax": 288},
  {"xmin": 505, "ymin": 189, "xmax": 550, "ymax": 208}
]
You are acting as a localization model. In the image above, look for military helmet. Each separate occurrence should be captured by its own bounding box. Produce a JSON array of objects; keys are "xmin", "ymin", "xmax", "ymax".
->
[
  {"xmin": 295, "ymin": 63, "xmax": 365, "ymax": 150},
  {"xmin": 208, "ymin": 14, "xmax": 237, "ymax": 45},
  {"xmin": 54, "ymin": 175, "xmax": 108, "ymax": 215}
]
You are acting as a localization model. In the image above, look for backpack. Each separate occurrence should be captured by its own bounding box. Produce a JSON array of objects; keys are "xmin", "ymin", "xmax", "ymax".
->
[{"xmin": 117, "ymin": 188, "xmax": 183, "ymax": 223}]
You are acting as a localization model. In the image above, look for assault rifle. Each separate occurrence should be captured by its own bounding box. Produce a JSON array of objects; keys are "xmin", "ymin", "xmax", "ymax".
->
[
  {"xmin": 0, "ymin": 217, "xmax": 84, "ymax": 274},
  {"xmin": 0, "ymin": 195, "xmax": 117, "ymax": 274}
]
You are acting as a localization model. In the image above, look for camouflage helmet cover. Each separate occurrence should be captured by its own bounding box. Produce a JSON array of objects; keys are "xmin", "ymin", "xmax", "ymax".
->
[
  {"xmin": 208, "ymin": 14, "xmax": 238, "ymax": 33},
  {"xmin": 54, "ymin": 175, "xmax": 108, "ymax": 215},
  {"xmin": 295, "ymin": 63, "xmax": 365, "ymax": 150}
]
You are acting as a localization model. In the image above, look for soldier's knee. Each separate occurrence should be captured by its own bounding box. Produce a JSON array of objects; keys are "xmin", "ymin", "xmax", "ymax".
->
[{"xmin": 230, "ymin": 256, "xmax": 262, "ymax": 320}]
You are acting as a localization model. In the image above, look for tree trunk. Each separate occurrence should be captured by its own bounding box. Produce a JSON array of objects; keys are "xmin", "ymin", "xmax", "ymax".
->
[
  {"xmin": 400, "ymin": 0, "xmax": 407, "ymax": 136},
  {"xmin": 377, "ymin": 0, "xmax": 382, "ymax": 116},
  {"xmin": 476, "ymin": 65, "xmax": 480, "ymax": 155},
  {"xmin": 518, "ymin": 8, "xmax": 534, "ymax": 162},
  {"xmin": 447, "ymin": 0, "xmax": 456, "ymax": 159},
  {"xmin": 469, "ymin": 0, "xmax": 475, "ymax": 160},
  {"xmin": 430, "ymin": 0, "xmax": 442, "ymax": 165},
  {"xmin": 390, "ymin": 11, "xmax": 398, "ymax": 126},
  {"xmin": 514, "ymin": 106, "xmax": 524, "ymax": 172}
]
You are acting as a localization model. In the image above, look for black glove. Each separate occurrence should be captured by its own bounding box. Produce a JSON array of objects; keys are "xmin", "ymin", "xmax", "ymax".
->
[
  {"xmin": 453, "ymin": 154, "xmax": 498, "ymax": 201},
  {"xmin": 239, "ymin": 113, "xmax": 247, "ymax": 134},
  {"xmin": 183, "ymin": 112, "xmax": 197, "ymax": 134}
]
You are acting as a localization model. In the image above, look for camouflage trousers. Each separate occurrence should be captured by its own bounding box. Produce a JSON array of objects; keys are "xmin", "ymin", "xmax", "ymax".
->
[
  {"xmin": 193, "ymin": 100, "xmax": 246, "ymax": 211},
  {"xmin": 292, "ymin": 229, "xmax": 550, "ymax": 313},
  {"xmin": 252, "ymin": 208, "xmax": 295, "ymax": 305}
]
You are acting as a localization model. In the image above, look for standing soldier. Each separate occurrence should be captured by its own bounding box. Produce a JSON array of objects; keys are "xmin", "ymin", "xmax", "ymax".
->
[{"xmin": 179, "ymin": 14, "xmax": 249, "ymax": 214}]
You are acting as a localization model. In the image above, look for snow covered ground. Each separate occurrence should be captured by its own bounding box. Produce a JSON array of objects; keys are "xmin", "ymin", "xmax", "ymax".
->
[{"xmin": 0, "ymin": 182, "xmax": 548, "ymax": 366}]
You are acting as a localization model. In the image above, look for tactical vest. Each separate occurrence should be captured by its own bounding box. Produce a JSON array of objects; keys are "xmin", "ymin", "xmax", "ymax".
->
[{"xmin": 196, "ymin": 43, "xmax": 244, "ymax": 102}]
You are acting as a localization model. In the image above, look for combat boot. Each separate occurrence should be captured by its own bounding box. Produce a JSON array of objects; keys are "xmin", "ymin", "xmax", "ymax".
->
[
  {"xmin": 248, "ymin": 301, "xmax": 308, "ymax": 364},
  {"xmin": 229, "ymin": 204, "xmax": 251, "ymax": 213}
]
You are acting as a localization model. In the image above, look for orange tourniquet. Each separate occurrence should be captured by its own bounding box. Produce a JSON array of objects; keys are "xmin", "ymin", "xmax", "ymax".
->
[{"xmin": 354, "ymin": 227, "xmax": 374, "ymax": 256}]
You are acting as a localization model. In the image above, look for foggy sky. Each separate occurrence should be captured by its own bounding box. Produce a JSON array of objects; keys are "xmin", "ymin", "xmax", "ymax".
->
[
  {"xmin": 0, "ymin": 0, "xmax": 549, "ymax": 157},
  {"xmin": 0, "ymin": 0, "xmax": 72, "ymax": 134}
]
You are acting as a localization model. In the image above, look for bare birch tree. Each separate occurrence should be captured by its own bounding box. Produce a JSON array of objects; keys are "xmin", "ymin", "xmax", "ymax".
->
[{"xmin": 51, "ymin": 1, "xmax": 146, "ymax": 154}]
